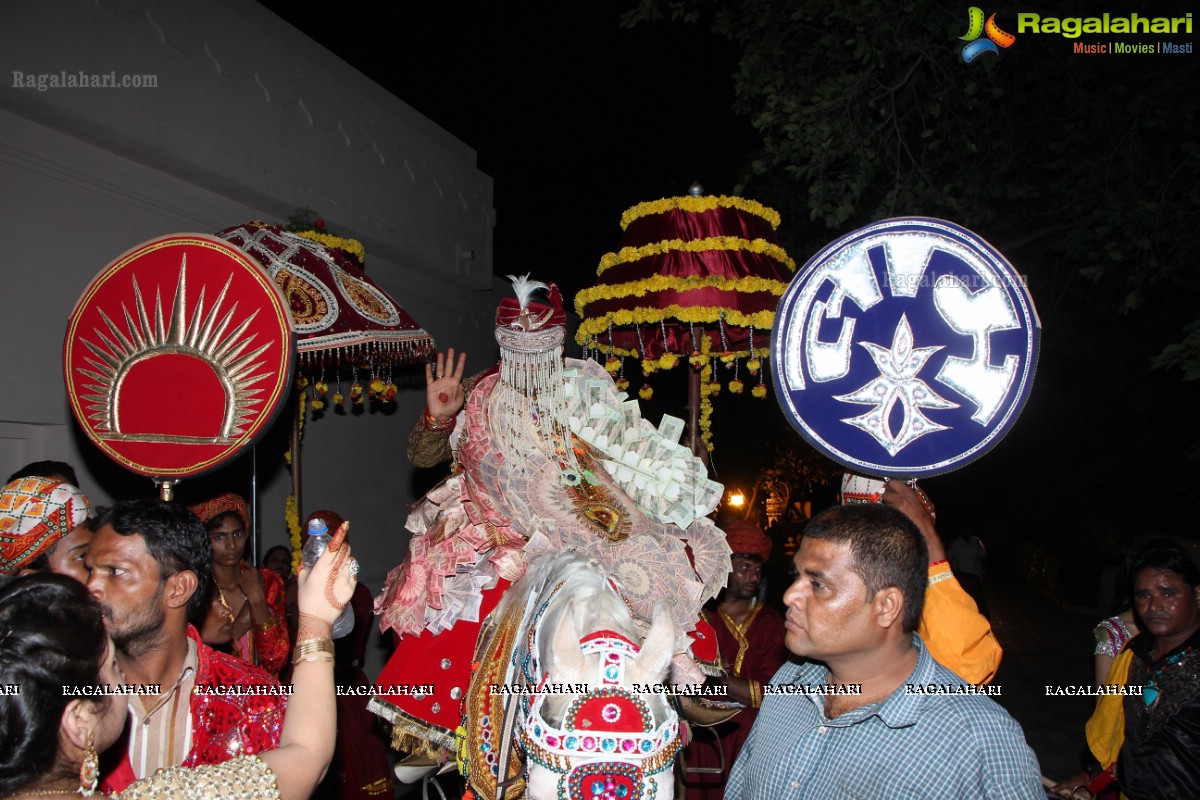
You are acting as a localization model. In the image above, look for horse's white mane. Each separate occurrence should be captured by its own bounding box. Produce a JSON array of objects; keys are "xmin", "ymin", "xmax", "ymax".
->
[
  {"xmin": 495, "ymin": 551, "xmax": 680, "ymax": 800},
  {"xmin": 501, "ymin": 551, "xmax": 653, "ymax": 725}
]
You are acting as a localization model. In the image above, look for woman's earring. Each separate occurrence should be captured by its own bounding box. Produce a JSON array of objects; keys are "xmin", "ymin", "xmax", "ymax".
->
[{"xmin": 79, "ymin": 730, "xmax": 98, "ymax": 796}]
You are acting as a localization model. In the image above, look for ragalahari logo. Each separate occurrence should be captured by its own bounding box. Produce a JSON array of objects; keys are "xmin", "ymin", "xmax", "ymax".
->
[{"xmin": 960, "ymin": 7, "xmax": 1017, "ymax": 63}]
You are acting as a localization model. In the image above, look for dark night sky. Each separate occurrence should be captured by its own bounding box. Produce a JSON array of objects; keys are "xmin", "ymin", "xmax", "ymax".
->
[
  {"xmin": 260, "ymin": 0, "xmax": 751, "ymax": 304},
  {"xmin": 260, "ymin": 1, "xmax": 1200, "ymax": 549}
]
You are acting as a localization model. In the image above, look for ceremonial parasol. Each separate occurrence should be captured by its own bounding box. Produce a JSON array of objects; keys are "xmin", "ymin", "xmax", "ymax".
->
[
  {"xmin": 216, "ymin": 220, "xmax": 435, "ymax": 393},
  {"xmin": 574, "ymin": 186, "xmax": 795, "ymax": 460},
  {"xmin": 216, "ymin": 220, "xmax": 435, "ymax": 564}
]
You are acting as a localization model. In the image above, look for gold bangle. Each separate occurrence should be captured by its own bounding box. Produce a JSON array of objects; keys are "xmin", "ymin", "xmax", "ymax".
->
[
  {"xmin": 254, "ymin": 617, "xmax": 278, "ymax": 634},
  {"xmin": 292, "ymin": 637, "xmax": 334, "ymax": 664},
  {"xmin": 748, "ymin": 679, "xmax": 762, "ymax": 709},
  {"xmin": 423, "ymin": 408, "xmax": 455, "ymax": 432},
  {"xmin": 295, "ymin": 652, "xmax": 334, "ymax": 664}
]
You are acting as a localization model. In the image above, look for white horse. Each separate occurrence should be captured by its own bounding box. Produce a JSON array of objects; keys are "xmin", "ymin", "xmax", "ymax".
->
[{"xmin": 464, "ymin": 551, "xmax": 680, "ymax": 800}]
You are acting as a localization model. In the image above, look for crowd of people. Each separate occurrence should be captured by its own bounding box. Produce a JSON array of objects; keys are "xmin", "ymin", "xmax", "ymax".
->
[
  {"xmin": 1, "ymin": 278, "xmax": 1197, "ymax": 800},
  {"xmin": 0, "ymin": 465, "xmax": 358, "ymax": 799},
  {"xmin": 3, "ymin": 443, "xmax": 1199, "ymax": 800},
  {"xmin": 0, "ymin": 464, "xmax": 390, "ymax": 800}
]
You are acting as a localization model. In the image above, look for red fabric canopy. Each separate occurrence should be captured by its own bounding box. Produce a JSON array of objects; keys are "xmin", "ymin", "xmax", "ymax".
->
[
  {"xmin": 217, "ymin": 221, "xmax": 434, "ymax": 368},
  {"xmin": 575, "ymin": 195, "xmax": 794, "ymax": 360}
]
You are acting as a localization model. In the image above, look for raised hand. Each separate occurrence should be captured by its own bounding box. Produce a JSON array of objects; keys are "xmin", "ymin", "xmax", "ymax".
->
[
  {"xmin": 425, "ymin": 348, "xmax": 467, "ymax": 420},
  {"xmin": 881, "ymin": 479, "xmax": 945, "ymax": 562}
]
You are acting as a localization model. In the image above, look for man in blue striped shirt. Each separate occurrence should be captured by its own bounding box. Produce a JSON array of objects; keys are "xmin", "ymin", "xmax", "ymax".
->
[{"xmin": 727, "ymin": 504, "xmax": 1043, "ymax": 799}]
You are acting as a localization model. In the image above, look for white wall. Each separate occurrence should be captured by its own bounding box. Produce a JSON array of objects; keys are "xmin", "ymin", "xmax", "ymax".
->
[{"xmin": 0, "ymin": 0, "xmax": 501, "ymax": 676}]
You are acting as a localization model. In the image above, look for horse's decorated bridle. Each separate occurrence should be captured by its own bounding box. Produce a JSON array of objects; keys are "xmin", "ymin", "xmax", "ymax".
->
[{"xmin": 520, "ymin": 629, "xmax": 681, "ymax": 800}]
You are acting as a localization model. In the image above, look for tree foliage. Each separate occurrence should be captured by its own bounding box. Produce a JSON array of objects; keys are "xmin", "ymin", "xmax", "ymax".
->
[{"xmin": 624, "ymin": 0, "xmax": 1200, "ymax": 379}]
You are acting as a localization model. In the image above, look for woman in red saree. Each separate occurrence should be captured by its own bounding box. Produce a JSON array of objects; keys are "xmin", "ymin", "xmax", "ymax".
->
[{"xmin": 189, "ymin": 493, "xmax": 290, "ymax": 675}]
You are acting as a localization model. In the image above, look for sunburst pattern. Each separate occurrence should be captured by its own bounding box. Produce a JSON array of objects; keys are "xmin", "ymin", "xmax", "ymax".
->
[{"xmin": 76, "ymin": 255, "xmax": 275, "ymax": 442}]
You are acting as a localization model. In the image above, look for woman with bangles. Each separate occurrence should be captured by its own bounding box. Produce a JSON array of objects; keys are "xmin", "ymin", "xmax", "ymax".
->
[{"xmin": 0, "ymin": 524, "xmax": 358, "ymax": 799}]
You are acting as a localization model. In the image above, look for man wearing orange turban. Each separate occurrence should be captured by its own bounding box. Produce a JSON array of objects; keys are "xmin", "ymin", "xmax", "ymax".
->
[{"xmin": 0, "ymin": 476, "xmax": 90, "ymax": 577}]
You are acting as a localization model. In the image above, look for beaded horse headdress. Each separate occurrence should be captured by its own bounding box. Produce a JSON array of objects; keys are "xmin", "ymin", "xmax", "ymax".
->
[
  {"xmin": 517, "ymin": 570, "xmax": 680, "ymax": 800},
  {"xmin": 521, "ymin": 628, "xmax": 681, "ymax": 800}
]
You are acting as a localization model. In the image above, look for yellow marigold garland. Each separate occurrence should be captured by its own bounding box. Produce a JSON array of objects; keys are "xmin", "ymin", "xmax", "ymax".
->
[
  {"xmin": 620, "ymin": 195, "xmax": 783, "ymax": 230},
  {"xmin": 596, "ymin": 237, "xmax": 795, "ymax": 277},
  {"xmin": 699, "ymin": 360, "xmax": 715, "ymax": 451},
  {"xmin": 286, "ymin": 494, "xmax": 302, "ymax": 574},
  {"xmin": 590, "ymin": 330, "xmax": 770, "ymax": 452},
  {"xmin": 295, "ymin": 230, "xmax": 366, "ymax": 264},
  {"xmin": 577, "ymin": 276, "xmax": 789, "ymax": 317},
  {"xmin": 591, "ymin": 340, "xmax": 770, "ymax": 363},
  {"xmin": 286, "ymin": 391, "xmax": 306, "ymax": 573},
  {"xmin": 575, "ymin": 304, "xmax": 777, "ymax": 341}
]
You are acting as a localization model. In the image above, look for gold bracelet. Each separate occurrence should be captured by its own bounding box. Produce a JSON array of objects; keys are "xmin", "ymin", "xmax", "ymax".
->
[
  {"xmin": 253, "ymin": 617, "xmax": 278, "ymax": 634},
  {"xmin": 295, "ymin": 652, "xmax": 334, "ymax": 664},
  {"xmin": 423, "ymin": 407, "xmax": 455, "ymax": 432},
  {"xmin": 748, "ymin": 679, "xmax": 762, "ymax": 709},
  {"xmin": 292, "ymin": 637, "xmax": 335, "ymax": 664}
]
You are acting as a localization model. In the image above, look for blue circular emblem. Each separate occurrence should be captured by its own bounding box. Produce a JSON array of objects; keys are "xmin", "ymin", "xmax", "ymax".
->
[{"xmin": 771, "ymin": 218, "xmax": 1039, "ymax": 477}]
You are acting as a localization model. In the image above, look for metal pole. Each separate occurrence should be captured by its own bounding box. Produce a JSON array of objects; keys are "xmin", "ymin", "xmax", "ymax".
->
[
  {"xmin": 291, "ymin": 392, "xmax": 302, "ymax": 524},
  {"xmin": 250, "ymin": 446, "xmax": 259, "ymax": 567},
  {"xmin": 687, "ymin": 363, "xmax": 712, "ymax": 472}
]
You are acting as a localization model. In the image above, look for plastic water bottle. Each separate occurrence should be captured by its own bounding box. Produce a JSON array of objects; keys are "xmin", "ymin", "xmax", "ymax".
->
[{"xmin": 301, "ymin": 517, "xmax": 354, "ymax": 639}]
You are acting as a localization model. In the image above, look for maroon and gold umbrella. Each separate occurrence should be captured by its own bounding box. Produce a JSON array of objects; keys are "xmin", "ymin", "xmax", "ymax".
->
[
  {"xmin": 217, "ymin": 221, "xmax": 435, "ymax": 392},
  {"xmin": 217, "ymin": 220, "xmax": 435, "ymax": 567},
  {"xmin": 575, "ymin": 190, "xmax": 795, "ymax": 456}
]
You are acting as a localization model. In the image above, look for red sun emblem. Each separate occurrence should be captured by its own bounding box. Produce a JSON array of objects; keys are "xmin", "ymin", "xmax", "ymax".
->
[{"xmin": 63, "ymin": 234, "xmax": 295, "ymax": 478}]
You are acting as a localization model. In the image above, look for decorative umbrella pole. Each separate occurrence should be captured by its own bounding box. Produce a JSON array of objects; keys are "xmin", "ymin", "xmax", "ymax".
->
[{"xmin": 575, "ymin": 185, "xmax": 795, "ymax": 465}]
